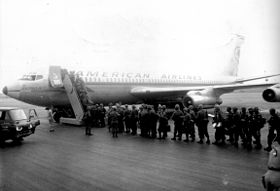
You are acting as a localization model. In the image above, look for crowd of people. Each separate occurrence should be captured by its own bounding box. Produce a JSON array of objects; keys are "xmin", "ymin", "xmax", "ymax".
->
[
  {"xmin": 65, "ymin": 72, "xmax": 280, "ymax": 152},
  {"xmin": 82, "ymin": 102, "xmax": 280, "ymax": 152}
]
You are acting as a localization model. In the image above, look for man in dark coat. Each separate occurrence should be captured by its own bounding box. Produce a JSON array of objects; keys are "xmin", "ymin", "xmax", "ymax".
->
[
  {"xmin": 171, "ymin": 104, "xmax": 184, "ymax": 141},
  {"xmin": 264, "ymin": 108, "xmax": 280, "ymax": 151},
  {"xmin": 196, "ymin": 104, "xmax": 210, "ymax": 144}
]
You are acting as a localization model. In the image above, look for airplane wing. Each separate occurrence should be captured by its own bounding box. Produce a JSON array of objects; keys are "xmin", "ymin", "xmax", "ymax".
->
[
  {"xmin": 131, "ymin": 82, "xmax": 277, "ymax": 98},
  {"xmin": 235, "ymin": 73, "xmax": 280, "ymax": 83},
  {"xmin": 131, "ymin": 73, "xmax": 280, "ymax": 100}
]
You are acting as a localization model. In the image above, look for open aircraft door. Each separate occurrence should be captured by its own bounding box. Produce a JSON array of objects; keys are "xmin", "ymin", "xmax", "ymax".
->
[
  {"xmin": 49, "ymin": 66, "xmax": 64, "ymax": 88},
  {"xmin": 48, "ymin": 66, "xmax": 85, "ymax": 125}
]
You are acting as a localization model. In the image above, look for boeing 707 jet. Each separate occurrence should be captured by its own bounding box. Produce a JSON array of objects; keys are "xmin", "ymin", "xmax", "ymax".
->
[{"xmin": 2, "ymin": 35, "xmax": 280, "ymax": 120}]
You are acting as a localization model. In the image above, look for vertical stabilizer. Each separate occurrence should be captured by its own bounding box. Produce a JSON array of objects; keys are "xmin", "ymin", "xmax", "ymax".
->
[{"xmin": 220, "ymin": 34, "xmax": 245, "ymax": 76}]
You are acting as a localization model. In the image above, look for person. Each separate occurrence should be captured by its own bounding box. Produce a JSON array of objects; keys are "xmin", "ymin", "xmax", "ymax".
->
[
  {"xmin": 116, "ymin": 104, "xmax": 125, "ymax": 133},
  {"xmin": 158, "ymin": 105, "xmax": 168, "ymax": 139},
  {"xmin": 99, "ymin": 103, "xmax": 106, "ymax": 127},
  {"xmin": 138, "ymin": 105, "xmax": 144, "ymax": 136},
  {"xmin": 212, "ymin": 105, "xmax": 225, "ymax": 145},
  {"xmin": 109, "ymin": 107, "xmax": 120, "ymax": 138},
  {"xmin": 246, "ymin": 108, "xmax": 254, "ymax": 150},
  {"xmin": 171, "ymin": 104, "xmax": 184, "ymax": 141},
  {"xmin": 148, "ymin": 106, "xmax": 159, "ymax": 139},
  {"xmin": 46, "ymin": 107, "xmax": 55, "ymax": 132},
  {"xmin": 196, "ymin": 104, "xmax": 210, "ymax": 144},
  {"xmin": 252, "ymin": 107, "xmax": 266, "ymax": 149},
  {"xmin": 232, "ymin": 107, "xmax": 242, "ymax": 148},
  {"xmin": 124, "ymin": 104, "xmax": 131, "ymax": 133},
  {"xmin": 107, "ymin": 103, "xmax": 113, "ymax": 132},
  {"xmin": 139, "ymin": 104, "xmax": 149, "ymax": 137},
  {"xmin": 225, "ymin": 107, "xmax": 234, "ymax": 144},
  {"xmin": 130, "ymin": 105, "xmax": 139, "ymax": 135},
  {"xmin": 240, "ymin": 107, "xmax": 248, "ymax": 147},
  {"xmin": 188, "ymin": 105, "xmax": 196, "ymax": 142},
  {"xmin": 264, "ymin": 108, "xmax": 280, "ymax": 151},
  {"xmin": 183, "ymin": 107, "xmax": 192, "ymax": 142},
  {"xmin": 91, "ymin": 104, "xmax": 99, "ymax": 127},
  {"xmin": 83, "ymin": 106, "xmax": 93, "ymax": 136}
]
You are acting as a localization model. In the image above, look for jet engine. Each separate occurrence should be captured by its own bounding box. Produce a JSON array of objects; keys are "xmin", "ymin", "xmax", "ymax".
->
[
  {"xmin": 262, "ymin": 84, "xmax": 280, "ymax": 102},
  {"xmin": 183, "ymin": 88, "xmax": 223, "ymax": 108}
]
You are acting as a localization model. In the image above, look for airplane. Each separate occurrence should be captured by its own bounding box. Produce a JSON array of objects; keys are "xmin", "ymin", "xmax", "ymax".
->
[{"xmin": 2, "ymin": 35, "xmax": 280, "ymax": 121}]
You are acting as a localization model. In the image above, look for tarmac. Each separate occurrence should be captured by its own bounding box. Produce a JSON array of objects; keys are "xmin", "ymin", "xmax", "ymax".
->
[{"xmin": 0, "ymin": 91, "xmax": 279, "ymax": 191}]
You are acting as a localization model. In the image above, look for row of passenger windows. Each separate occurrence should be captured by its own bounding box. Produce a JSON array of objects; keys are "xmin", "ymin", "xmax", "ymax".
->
[{"xmin": 83, "ymin": 77, "xmax": 219, "ymax": 84}]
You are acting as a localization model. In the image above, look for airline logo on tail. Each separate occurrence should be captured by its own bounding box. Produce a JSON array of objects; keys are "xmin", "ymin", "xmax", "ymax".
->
[{"xmin": 222, "ymin": 34, "xmax": 245, "ymax": 77}]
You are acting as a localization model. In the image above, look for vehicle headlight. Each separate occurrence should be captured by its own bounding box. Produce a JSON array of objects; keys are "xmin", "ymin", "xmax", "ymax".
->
[
  {"xmin": 29, "ymin": 124, "xmax": 33, "ymax": 129},
  {"xmin": 16, "ymin": 126, "xmax": 23, "ymax": 131}
]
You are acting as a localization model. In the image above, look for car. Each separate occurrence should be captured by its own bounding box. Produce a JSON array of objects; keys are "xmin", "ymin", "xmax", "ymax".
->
[{"xmin": 0, "ymin": 107, "xmax": 40, "ymax": 144}]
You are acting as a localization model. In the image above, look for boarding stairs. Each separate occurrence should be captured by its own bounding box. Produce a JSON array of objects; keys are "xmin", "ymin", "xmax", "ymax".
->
[{"xmin": 49, "ymin": 66, "xmax": 88, "ymax": 125}]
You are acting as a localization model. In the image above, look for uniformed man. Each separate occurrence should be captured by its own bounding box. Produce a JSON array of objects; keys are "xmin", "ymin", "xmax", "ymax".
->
[
  {"xmin": 240, "ymin": 107, "xmax": 248, "ymax": 147},
  {"xmin": 246, "ymin": 108, "xmax": 254, "ymax": 150},
  {"xmin": 264, "ymin": 108, "xmax": 280, "ymax": 151},
  {"xmin": 225, "ymin": 107, "xmax": 234, "ymax": 144},
  {"xmin": 232, "ymin": 107, "xmax": 243, "ymax": 148},
  {"xmin": 99, "ymin": 103, "xmax": 106, "ymax": 127},
  {"xmin": 252, "ymin": 107, "xmax": 266, "ymax": 149},
  {"xmin": 158, "ymin": 105, "xmax": 168, "ymax": 139},
  {"xmin": 171, "ymin": 104, "xmax": 184, "ymax": 141},
  {"xmin": 196, "ymin": 104, "xmax": 210, "ymax": 144},
  {"xmin": 139, "ymin": 104, "xmax": 149, "ymax": 137},
  {"xmin": 90, "ymin": 105, "xmax": 98, "ymax": 128},
  {"xmin": 212, "ymin": 105, "xmax": 225, "ymax": 145},
  {"xmin": 116, "ymin": 104, "xmax": 125, "ymax": 133},
  {"xmin": 107, "ymin": 103, "xmax": 113, "ymax": 132},
  {"xmin": 183, "ymin": 107, "xmax": 192, "ymax": 142},
  {"xmin": 148, "ymin": 106, "xmax": 159, "ymax": 139},
  {"xmin": 188, "ymin": 105, "xmax": 196, "ymax": 142},
  {"xmin": 124, "ymin": 104, "xmax": 131, "ymax": 133},
  {"xmin": 138, "ymin": 105, "xmax": 144, "ymax": 136},
  {"xmin": 109, "ymin": 107, "xmax": 120, "ymax": 138},
  {"xmin": 92, "ymin": 104, "xmax": 99, "ymax": 127},
  {"xmin": 83, "ymin": 106, "xmax": 93, "ymax": 136},
  {"xmin": 130, "ymin": 105, "xmax": 139, "ymax": 135}
]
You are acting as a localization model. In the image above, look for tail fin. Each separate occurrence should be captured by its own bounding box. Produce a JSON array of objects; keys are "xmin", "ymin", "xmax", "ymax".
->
[{"xmin": 220, "ymin": 34, "xmax": 245, "ymax": 76}]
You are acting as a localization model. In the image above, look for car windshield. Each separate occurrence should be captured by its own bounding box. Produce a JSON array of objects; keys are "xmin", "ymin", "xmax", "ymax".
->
[{"xmin": 9, "ymin": 109, "xmax": 27, "ymax": 121}]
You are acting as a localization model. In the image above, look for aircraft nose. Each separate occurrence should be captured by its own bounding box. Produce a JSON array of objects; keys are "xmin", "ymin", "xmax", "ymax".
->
[
  {"xmin": 3, "ymin": 82, "xmax": 22, "ymax": 100},
  {"xmin": 2, "ymin": 86, "xmax": 8, "ymax": 95}
]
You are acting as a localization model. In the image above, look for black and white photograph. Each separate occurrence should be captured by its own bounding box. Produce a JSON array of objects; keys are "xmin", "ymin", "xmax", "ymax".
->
[{"xmin": 0, "ymin": 0, "xmax": 280, "ymax": 190}]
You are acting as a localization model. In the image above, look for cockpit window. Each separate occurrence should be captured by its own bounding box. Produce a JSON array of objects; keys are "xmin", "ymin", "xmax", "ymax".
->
[
  {"xmin": 19, "ymin": 75, "xmax": 36, "ymax": 81},
  {"xmin": 19, "ymin": 74, "xmax": 43, "ymax": 81}
]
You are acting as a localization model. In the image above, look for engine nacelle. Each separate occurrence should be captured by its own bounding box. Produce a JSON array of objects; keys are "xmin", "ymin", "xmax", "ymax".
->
[
  {"xmin": 183, "ymin": 89, "xmax": 223, "ymax": 108},
  {"xmin": 263, "ymin": 84, "xmax": 280, "ymax": 102}
]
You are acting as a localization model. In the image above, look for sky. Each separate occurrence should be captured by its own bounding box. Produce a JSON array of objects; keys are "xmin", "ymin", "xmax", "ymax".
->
[{"xmin": 0, "ymin": 0, "xmax": 279, "ymax": 88}]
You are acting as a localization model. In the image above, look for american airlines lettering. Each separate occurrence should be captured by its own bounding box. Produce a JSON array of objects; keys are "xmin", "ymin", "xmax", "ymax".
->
[{"xmin": 73, "ymin": 71, "xmax": 202, "ymax": 81}]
